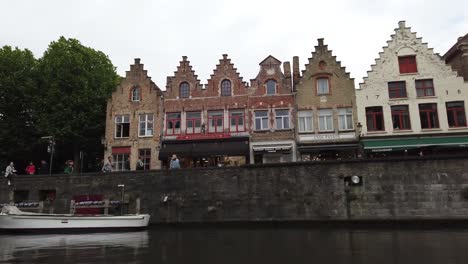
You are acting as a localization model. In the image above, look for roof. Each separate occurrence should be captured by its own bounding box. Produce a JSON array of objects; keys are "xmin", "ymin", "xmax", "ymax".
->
[{"xmin": 443, "ymin": 33, "xmax": 468, "ymax": 60}]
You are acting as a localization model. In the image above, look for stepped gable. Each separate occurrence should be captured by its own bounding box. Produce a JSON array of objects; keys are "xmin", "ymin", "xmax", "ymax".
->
[
  {"xmin": 359, "ymin": 21, "xmax": 458, "ymax": 88},
  {"xmin": 165, "ymin": 56, "xmax": 202, "ymax": 99},
  {"xmin": 205, "ymin": 54, "xmax": 248, "ymax": 96},
  {"xmin": 250, "ymin": 55, "xmax": 292, "ymax": 94},
  {"xmin": 298, "ymin": 38, "xmax": 353, "ymax": 87},
  {"xmin": 117, "ymin": 58, "xmax": 161, "ymax": 96}
]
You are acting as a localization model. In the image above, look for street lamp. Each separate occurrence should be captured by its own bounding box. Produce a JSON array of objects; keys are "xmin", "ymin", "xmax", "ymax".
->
[
  {"xmin": 118, "ymin": 184, "xmax": 125, "ymax": 215},
  {"xmin": 41, "ymin": 136, "xmax": 55, "ymax": 177}
]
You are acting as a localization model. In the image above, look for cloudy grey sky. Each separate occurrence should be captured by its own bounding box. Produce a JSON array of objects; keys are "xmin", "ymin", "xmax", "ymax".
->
[{"xmin": 1, "ymin": 0, "xmax": 467, "ymax": 88}]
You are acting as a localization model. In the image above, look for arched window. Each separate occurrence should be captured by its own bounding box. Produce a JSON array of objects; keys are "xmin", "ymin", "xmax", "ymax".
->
[
  {"xmin": 179, "ymin": 82, "xmax": 190, "ymax": 98},
  {"xmin": 132, "ymin": 87, "xmax": 140, "ymax": 101},
  {"xmin": 221, "ymin": 79, "xmax": 231, "ymax": 96},
  {"xmin": 266, "ymin": 80, "xmax": 276, "ymax": 95}
]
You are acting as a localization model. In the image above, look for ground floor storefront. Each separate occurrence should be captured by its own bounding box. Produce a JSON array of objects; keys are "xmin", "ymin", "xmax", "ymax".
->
[
  {"xmin": 361, "ymin": 134, "xmax": 468, "ymax": 158},
  {"xmin": 159, "ymin": 137, "xmax": 250, "ymax": 168},
  {"xmin": 250, "ymin": 140, "xmax": 296, "ymax": 164},
  {"xmin": 297, "ymin": 142, "xmax": 360, "ymax": 161}
]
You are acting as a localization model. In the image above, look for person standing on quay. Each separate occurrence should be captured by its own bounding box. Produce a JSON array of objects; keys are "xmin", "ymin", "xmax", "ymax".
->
[
  {"xmin": 25, "ymin": 162, "xmax": 36, "ymax": 175},
  {"xmin": 169, "ymin": 154, "xmax": 180, "ymax": 169},
  {"xmin": 136, "ymin": 156, "xmax": 144, "ymax": 170},
  {"xmin": 102, "ymin": 156, "xmax": 113, "ymax": 173},
  {"xmin": 4, "ymin": 162, "xmax": 17, "ymax": 186}
]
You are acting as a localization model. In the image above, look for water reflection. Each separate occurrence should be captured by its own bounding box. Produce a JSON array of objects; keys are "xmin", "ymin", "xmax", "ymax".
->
[
  {"xmin": 1, "ymin": 228, "xmax": 468, "ymax": 264},
  {"xmin": 0, "ymin": 231, "xmax": 148, "ymax": 263}
]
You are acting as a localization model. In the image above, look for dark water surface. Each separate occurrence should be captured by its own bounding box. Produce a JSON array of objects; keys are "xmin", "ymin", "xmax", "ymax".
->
[{"xmin": 1, "ymin": 227, "xmax": 468, "ymax": 264}]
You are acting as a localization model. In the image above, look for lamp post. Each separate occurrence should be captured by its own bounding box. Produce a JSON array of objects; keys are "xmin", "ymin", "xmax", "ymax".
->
[
  {"xmin": 118, "ymin": 184, "xmax": 125, "ymax": 215},
  {"xmin": 41, "ymin": 136, "xmax": 55, "ymax": 177}
]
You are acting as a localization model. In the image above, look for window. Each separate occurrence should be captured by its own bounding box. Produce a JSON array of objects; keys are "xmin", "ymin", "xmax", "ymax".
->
[
  {"xmin": 446, "ymin": 101, "xmax": 466, "ymax": 127},
  {"xmin": 112, "ymin": 153, "xmax": 129, "ymax": 171},
  {"xmin": 208, "ymin": 111, "xmax": 223, "ymax": 133},
  {"xmin": 186, "ymin": 112, "xmax": 202, "ymax": 134},
  {"xmin": 139, "ymin": 114, "xmax": 153, "ymax": 137},
  {"xmin": 318, "ymin": 109, "xmax": 333, "ymax": 131},
  {"xmin": 115, "ymin": 115, "xmax": 130, "ymax": 138},
  {"xmin": 255, "ymin": 110, "xmax": 269, "ymax": 130},
  {"xmin": 416, "ymin": 79, "xmax": 434, "ymax": 97},
  {"xmin": 179, "ymin": 82, "xmax": 190, "ymax": 98},
  {"xmin": 366, "ymin": 107, "xmax": 384, "ymax": 131},
  {"xmin": 388, "ymin": 81, "xmax": 407, "ymax": 99},
  {"xmin": 166, "ymin": 113, "xmax": 181, "ymax": 135},
  {"xmin": 391, "ymin": 105, "xmax": 411, "ymax": 130},
  {"xmin": 139, "ymin": 149, "xmax": 151, "ymax": 170},
  {"xmin": 275, "ymin": 109, "xmax": 290, "ymax": 129},
  {"xmin": 230, "ymin": 110, "xmax": 245, "ymax": 132},
  {"xmin": 398, "ymin": 56, "xmax": 417, "ymax": 74},
  {"xmin": 338, "ymin": 108, "xmax": 353, "ymax": 130},
  {"xmin": 221, "ymin": 79, "xmax": 231, "ymax": 96},
  {"xmin": 132, "ymin": 87, "xmax": 140, "ymax": 101},
  {"xmin": 266, "ymin": 80, "xmax": 276, "ymax": 95},
  {"xmin": 317, "ymin": 78, "xmax": 329, "ymax": 95},
  {"xmin": 419, "ymin": 103, "xmax": 439, "ymax": 129},
  {"xmin": 298, "ymin": 110, "xmax": 313, "ymax": 132}
]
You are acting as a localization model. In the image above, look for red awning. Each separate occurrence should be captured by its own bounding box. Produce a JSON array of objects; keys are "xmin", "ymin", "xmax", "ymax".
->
[{"xmin": 112, "ymin": 146, "xmax": 131, "ymax": 154}]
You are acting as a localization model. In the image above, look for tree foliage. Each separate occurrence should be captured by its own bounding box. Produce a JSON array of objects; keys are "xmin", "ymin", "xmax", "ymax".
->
[
  {"xmin": 34, "ymin": 37, "xmax": 118, "ymax": 169},
  {"xmin": 0, "ymin": 46, "xmax": 38, "ymax": 166}
]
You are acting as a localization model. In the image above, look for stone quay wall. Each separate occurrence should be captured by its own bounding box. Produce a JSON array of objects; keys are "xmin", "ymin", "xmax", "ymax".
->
[{"xmin": 2, "ymin": 157, "xmax": 468, "ymax": 224}]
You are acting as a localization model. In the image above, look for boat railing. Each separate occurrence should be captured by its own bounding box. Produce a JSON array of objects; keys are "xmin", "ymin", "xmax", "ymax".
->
[
  {"xmin": 0, "ymin": 201, "xmax": 44, "ymax": 213},
  {"xmin": 70, "ymin": 198, "xmax": 141, "ymax": 215}
]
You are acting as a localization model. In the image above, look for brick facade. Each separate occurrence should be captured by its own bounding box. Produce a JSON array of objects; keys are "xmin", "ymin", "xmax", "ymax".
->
[
  {"xmin": 444, "ymin": 34, "xmax": 468, "ymax": 82},
  {"xmin": 295, "ymin": 39, "xmax": 359, "ymax": 161},
  {"xmin": 104, "ymin": 59, "xmax": 163, "ymax": 170},
  {"xmin": 248, "ymin": 56, "xmax": 296, "ymax": 164}
]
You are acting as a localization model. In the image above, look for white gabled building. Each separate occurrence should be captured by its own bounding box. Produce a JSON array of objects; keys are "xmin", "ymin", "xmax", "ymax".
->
[{"xmin": 356, "ymin": 21, "xmax": 468, "ymax": 156}]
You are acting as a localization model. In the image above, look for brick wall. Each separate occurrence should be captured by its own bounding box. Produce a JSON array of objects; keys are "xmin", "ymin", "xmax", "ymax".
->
[{"xmin": 3, "ymin": 157, "xmax": 468, "ymax": 223}]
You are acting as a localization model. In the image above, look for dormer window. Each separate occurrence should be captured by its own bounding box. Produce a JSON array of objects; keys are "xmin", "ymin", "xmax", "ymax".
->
[
  {"xmin": 132, "ymin": 87, "xmax": 140, "ymax": 101},
  {"xmin": 221, "ymin": 79, "xmax": 232, "ymax": 96},
  {"xmin": 398, "ymin": 55, "xmax": 417, "ymax": 74},
  {"xmin": 266, "ymin": 80, "xmax": 276, "ymax": 95},
  {"xmin": 179, "ymin": 82, "xmax": 189, "ymax": 99}
]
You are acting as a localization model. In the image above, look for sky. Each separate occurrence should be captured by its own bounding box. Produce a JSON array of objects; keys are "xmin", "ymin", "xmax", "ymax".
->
[{"xmin": 1, "ymin": 0, "xmax": 467, "ymax": 89}]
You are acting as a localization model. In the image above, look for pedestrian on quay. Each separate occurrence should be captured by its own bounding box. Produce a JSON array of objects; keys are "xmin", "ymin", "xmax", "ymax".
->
[
  {"xmin": 169, "ymin": 154, "xmax": 180, "ymax": 169},
  {"xmin": 102, "ymin": 156, "xmax": 113, "ymax": 173},
  {"xmin": 64, "ymin": 160, "xmax": 74, "ymax": 174},
  {"xmin": 4, "ymin": 161, "xmax": 17, "ymax": 186},
  {"xmin": 124, "ymin": 156, "xmax": 131, "ymax": 171},
  {"xmin": 136, "ymin": 156, "xmax": 144, "ymax": 170},
  {"xmin": 38, "ymin": 160, "xmax": 49, "ymax": 174},
  {"xmin": 25, "ymin": 161, "xmax": 36, "ymax": 175}
]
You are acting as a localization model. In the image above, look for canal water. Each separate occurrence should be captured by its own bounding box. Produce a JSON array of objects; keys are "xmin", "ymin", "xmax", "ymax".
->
[{"xmin": 1, "ymin": 227, "xmax": 467, "ymax": 263}]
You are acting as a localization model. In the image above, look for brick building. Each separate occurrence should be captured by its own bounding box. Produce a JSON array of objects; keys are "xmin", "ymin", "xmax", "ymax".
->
[
  {"xmin": 356, "ymin": 22, "xmax": 468, "ymax": 156},
  {"xmin": 248, "ymin": 56, "xmax": 296, "ymax": 164},
  {"xmin": 159, "ymin": 55, "xmax": 250, "ymax": 168},
  {"xmin": 104, "ymin": 59, "xmax": 164, "ymax": 170},
  {"xmin": 295, "ymin": 39, "xmax": 359, "ymax": 161},
  {"xmin": 443, "ymin": 34, "xmax": 468, "ymax": 81}
]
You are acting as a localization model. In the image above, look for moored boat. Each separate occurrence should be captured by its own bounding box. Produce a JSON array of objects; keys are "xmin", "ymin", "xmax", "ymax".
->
[{"xmin": 0, "ymin": 206, "xmax": 150, "ymax": 231}]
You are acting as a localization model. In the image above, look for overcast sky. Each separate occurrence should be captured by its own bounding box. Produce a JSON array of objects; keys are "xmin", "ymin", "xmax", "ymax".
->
[{"xmin": 1, "ymin": 0, "xmax": 467, "ymax": 89}]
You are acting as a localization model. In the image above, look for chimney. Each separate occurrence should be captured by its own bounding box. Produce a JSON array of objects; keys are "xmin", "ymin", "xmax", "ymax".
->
[
  {"xmin": 318, "ymin": 38, "xmax": 324, "ymax": 46},
  {"xmin": 134, "ymin": 58, "xmax": 141, "ymax": 64},
  {"xmin": 293, "ymin": 56, "xmax": 300, "ymax": 87},
  {"xmin": 283, "ymin": 61, "xmax": 291, "ymax": 79},
  {"xmin": 398, "ymin": 21, "xmax": 406, "ymax": 29}
]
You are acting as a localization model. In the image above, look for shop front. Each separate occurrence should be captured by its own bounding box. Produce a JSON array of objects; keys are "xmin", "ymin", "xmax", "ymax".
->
[
  {"xmin": 250, "ymin": 140, "xmax": 296, "ymax": 164},
  {"xmin": 159, "ymin": 136, "xmax": 250, "ymax": 168},
  {"xmin": 297, "ymin": 133, "xmax": 359, "ymax": 161}
]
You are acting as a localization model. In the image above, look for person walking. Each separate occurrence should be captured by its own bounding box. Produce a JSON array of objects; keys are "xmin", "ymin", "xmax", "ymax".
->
[
  {"xmin": 38, "ymin": 160, "xmax": 49, "ymax": 174},
  {"xmin": 102, "ymin": 156, "xmax": 113, "ymax": 173},
  {"xmin": 25, "ymin": 162, "xmax": 36, "ymax": 175},
  {"xmin": 4, "ymin": 162, "xmax": 17, "ymax": 186},
  {"xmin": 136, "ymin": 156, "xmax": 144, "ymax": 170},
  {"xmin": 169, "ymin": 154, "xmax": 180, "ymax": 169}
]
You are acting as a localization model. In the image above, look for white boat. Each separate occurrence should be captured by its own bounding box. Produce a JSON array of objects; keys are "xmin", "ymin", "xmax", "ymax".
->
[{"xmin": 0, "ymin": 206, "xmax": 150, "ymax": 231}]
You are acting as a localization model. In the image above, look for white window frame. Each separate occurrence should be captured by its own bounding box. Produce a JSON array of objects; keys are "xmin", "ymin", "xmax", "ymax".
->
[
  {"xmin": 139, "ymin": 113, "xmax": 154, "ymax": 137},
  {"xmin": 318, "ymin": 109, "xmax": 334, "ymax": 132},
  {"xmin": 338, "ymin": 108, "xmax": 353, "ymax": 131},
  {"xmin": 255, "ymin": 110, "xmax": 269, "ymax": 131},
  {"xmin": 112, "ymin": 153, "xmax": 129, "ymax": 171},
  {"xmin": 275, "ymin": 109, "xmax": 290, "ymax": 129},
  {"xmin": 115, "ymin": 115, "xmax": 130, "ymax": 138},
  {"xmin": 317, "ymin": 78, "xmax": 329, "ymax": 95},
  {"xmin": 132, "ymin": 87, "xmax": 140, "ymax": 101},
  {"xmin": 298, "ymin": 110, "xmax": 313, "ymax": 132},
  {"xmin": 208, "ymin": 111, "xmax": 224, "ymax": 133}
]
